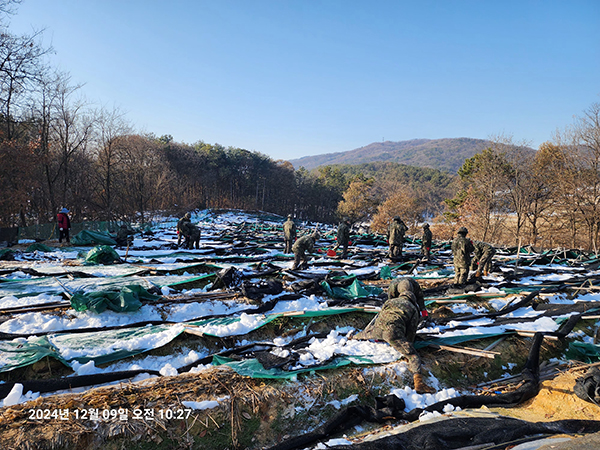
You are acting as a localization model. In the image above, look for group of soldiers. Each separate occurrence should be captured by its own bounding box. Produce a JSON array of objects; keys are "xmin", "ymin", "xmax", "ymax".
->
[
  {"xmin": 284, "ymin": 214, "xmax": 436, "ymax": 270},
  {"xmin": 451, "ymin": 226, "xmax": 496, "ymax": 286},
  {"xmin": 283, "ymin": 214, "xmax": 351, "ymax": 270},
  {"xmin": 281, "ymin": 215, "xmax": 496, "ymax": 394},
  {"xmin": 176, "ymin": 213, "xmax": 201, "ymax": 249}
]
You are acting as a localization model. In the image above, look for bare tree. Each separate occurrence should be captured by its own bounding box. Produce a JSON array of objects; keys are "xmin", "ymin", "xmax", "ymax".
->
[{"xmin": 93, "ymin": 106, "xmax": 132, "ymax": 219}]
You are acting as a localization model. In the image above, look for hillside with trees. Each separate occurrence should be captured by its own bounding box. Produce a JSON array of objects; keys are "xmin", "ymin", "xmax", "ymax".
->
[{"xmin": 289, "ymin": 138, "xmax": 494, "ymax": 173}]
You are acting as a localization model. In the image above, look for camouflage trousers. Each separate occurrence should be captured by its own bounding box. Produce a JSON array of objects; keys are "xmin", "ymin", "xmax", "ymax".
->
[
  {"xmin": 284, "ymin": 239, "xmax": 293, "ymax": 254},
  {"xmin": 292, "ymin": 251, "xmax": 308, "ymax": 270},
  {"xmin": 389, "ymin": 244, "xmax": 404, "ymax": 260},
  {"xmin": 354, "ymin": 297, "xmax": 421, "ymax": 373},
  {"xmin": 454, "ymin": 266, "xmax": 469, "ymax": 285},
  {"xmin": 477, "ymin": 250, "xmax": 495, "ymax": 274}
]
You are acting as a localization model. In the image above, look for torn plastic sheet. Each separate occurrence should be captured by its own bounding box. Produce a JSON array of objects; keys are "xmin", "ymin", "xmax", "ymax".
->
[
  {"xmin": 565, "ymin": 341, "xmax": 600, "ymax": 363},
  {"xmin": 0, "ymin": 336, "xmax": 56, "ymax": 372},
  {"xmin": 47, "ymin": 324, "xmax": 185, "ymax": 366},
  {"xmin": 71, "ymin": 230, "xmax": 117, "ymax": 246},
  {"xmin": 185, "ymin": 314, "xmax": 281, "ymax": 337},
  {"xmin": 0, "ymin": 274, "xmax": 215, "ymax": 298},
  {"xmin": 70, "ymin": 284, "xmax": 161, "ymax": 314}
]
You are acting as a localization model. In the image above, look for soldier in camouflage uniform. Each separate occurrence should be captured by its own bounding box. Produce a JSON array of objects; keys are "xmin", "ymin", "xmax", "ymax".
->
[
  {"xmin": 388, "ymin": 216, "xmax": 408, "ymax": 261},
  {"xmin": 182, "ymin": 221, "xmax": 201, "ymax": 249},
  {"xmin": 451, "ymin": 226, "xmax": 475, "ymax": 285},
  {"xmin": 283, "ymin": 214, "xmax": 297, "ymax": 254},
  {"xmin": 177, "ymin": 212, "xmax": 191, "ymax": 246},
  {"xmin": 292, "ymin": 231, "xmax": 319, "ymax": 270},
  {"xmin": 421, "ymin": 223, "xmax": 432, "ymax": 261},
  {"xmin": 334, "ymin": 219, "xmax": 351, "ymax": 258},
  {"xmin": 472, "ymin": 240, "xmax": 496, "ymax": 277},
  {"xmin": 353, "ymin": 277, "xmax": 435, "ymax": 394}
]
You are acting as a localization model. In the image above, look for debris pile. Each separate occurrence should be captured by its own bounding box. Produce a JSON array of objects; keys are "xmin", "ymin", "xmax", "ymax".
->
[{"xmin": 1, "ymin": 209, "xmax": 600, "ymax": 449}]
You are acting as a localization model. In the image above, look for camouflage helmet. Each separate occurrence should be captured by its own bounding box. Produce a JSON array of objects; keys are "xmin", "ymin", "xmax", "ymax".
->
[{"xmin": 457, "ymin": 226, "xmax": 468, "ymax": 235}]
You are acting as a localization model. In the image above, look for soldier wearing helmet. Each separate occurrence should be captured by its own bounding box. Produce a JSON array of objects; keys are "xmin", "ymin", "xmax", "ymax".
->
[
  {"xmin": 176, "ymin": 212, "xmax": 191, "ymax": 247},
  {"xmin": 283, "ymin": 214, "xmax": 297, "ymax": 253},
  {"xmin": 451, "ymin": 226, "xmax": 475, "ymax": 285},
  {"xmin": 388, "ymin": 216, "xmax": 408, "ymax": 261},
  {"xmin": 421, "ymin": 223, "xmax": 432, "ymax": 261},
  {"xmin": 353, "ymin": 277, "xmax": 435, "ymax": 394}
]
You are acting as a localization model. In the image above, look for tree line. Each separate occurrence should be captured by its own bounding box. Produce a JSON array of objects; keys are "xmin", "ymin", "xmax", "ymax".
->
[
  {"xmin": 0, "ymin": 1, "xmax": 456, "ymax": 229},
  {"xmin": 3, "ymin": 1, "xmax": 600, "ymax": 252},
  {"xmin": 443, "ymin": 104, "xmax": 600, "ymax": 251}
]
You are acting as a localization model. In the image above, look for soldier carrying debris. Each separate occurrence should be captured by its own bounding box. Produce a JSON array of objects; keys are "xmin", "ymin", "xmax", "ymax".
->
[
  {"xmin": 292, "ymin": 230, "xmax": 319, "ymax": 270},
  {"xmin": 388, "ymin": 216, "xmax": 408, "ymax": 261},
  {"xmin": 283, "ymin": 214, "xmax": 297, "ymax": 254},
  {"xmin": 334, "ymin": 219, "xmax": 351, "ymax": 259},
  {"xmin": 451, "ymin": 226, "xmax": 475, "ymax": 285},
  {"xmin": 177, "ymin": 212, "xmax": 192, "ymax": 246},
  {"xmin": 352, "ymin": 277, "xmax": 436, "ymax": 394},
  {"xmin": 472, "ymin": 240, "xmax": 496, "ymax": 277},
  {"xmin": 421, "ymin": 223, "xmax": 432, "ymax": 261}
]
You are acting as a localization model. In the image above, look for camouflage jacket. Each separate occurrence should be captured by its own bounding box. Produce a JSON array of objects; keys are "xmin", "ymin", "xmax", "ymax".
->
[
  {"xmin": 388, "ymin": 221, "xmax": 407, "ymax": 245},
  {"xmin": 177, "ymin": 217, "xmax": 190, "ymax": 233},
  {"xmin": 337, "ymin": 222, "xmax": 350, "ymax": 244},
  {"xmin": 451, "ymin": 235, "xmax": 475, "ymax": 268},
  {"xmin": 292, "ymin": 234, "xmax": 315, "ymax": 254},
  {"xmin": 422, "ymin": 228, "xmax": 432, "ymax": 248},
  {"xmin": 473, "ymin": 241, "xmax": 495, "ymax": 260},
  {"xmin": 283, "ymin": 219, "xmax": 297, "ymax": 240}
]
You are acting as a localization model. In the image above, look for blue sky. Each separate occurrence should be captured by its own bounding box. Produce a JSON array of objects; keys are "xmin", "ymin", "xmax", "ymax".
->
[{"xmin": 7, "ymin": 0, "xmax": 600, "ymax": 161}]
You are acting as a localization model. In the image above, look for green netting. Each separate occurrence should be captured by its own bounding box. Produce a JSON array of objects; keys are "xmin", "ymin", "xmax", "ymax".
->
[
  {"xmin": 415, "ymin": 332, "xmax": 511, "ymax": 349},
  {"xmin": 85, "ymin": 245, "xmax": 121, "ymax": 265},
  {"xmin": 70, "ymin": 284, "xmax": 161, "ymax": 314},
  {"xmin": 0, "ymin": 336, "xmax": 58, "ymax": 373},
  {"xmin": 26, "ymin": 243, "xmax": 54, "ymax": 252},
  {"xmin": 72, "ymin": 230, "xmax": 117, "ymax": 246},
  {"xmin": 320, "ymin": 278, "xmax": 383, "ymax": 300},
  {"xmin": 48, "ymin": 324, "xmax": 185, "ymax": 366},
  {"xmin": 565, "ymin": 341, "xmax": 600, "ymax": 363}
]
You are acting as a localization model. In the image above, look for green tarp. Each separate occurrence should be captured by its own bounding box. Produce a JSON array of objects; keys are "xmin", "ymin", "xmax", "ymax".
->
[
  {"xmin": 72, "ymin": 230, "xmax": 117, "ymax": 246},
  {"xmin": 49, "ymin": 324, "xmax": 186, "ymax": 366},
  {"xmin": 320, "ymin": 278, "xmax": 383, "ymax": 300},
  {"xmin": 0, "ymin": 336, "xmax": 59, "ymax": 373},
  {"xmin": 565, "ymin": 341, "xmax": 600, "ymax": 363},
  {"xmin": 70, "ymin": 284, "xmax": 161, "ymax": 314},
  {"xmin": 85, "ymin": 245, "xmax": 121, "ymax": 264},
  {"xmin": 26, "ymin": 243, "xmax": 54, "ymax": 252}
]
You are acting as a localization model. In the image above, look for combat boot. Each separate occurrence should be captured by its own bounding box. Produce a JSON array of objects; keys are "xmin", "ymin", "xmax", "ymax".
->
[{"xmin": 413, "ymin": 373, "xmax": 436, "ymax": 394}]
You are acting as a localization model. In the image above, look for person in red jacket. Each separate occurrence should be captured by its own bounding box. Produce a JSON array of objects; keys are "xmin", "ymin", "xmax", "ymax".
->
[{"xmin": 57, "ymin": 208, "xmax": 71, "ymax": 243}]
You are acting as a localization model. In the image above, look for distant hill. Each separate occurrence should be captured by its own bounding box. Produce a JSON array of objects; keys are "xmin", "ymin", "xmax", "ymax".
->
[{"xmin": 290, "ymin": 138, "xmax": 492, "ymax": 173}]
